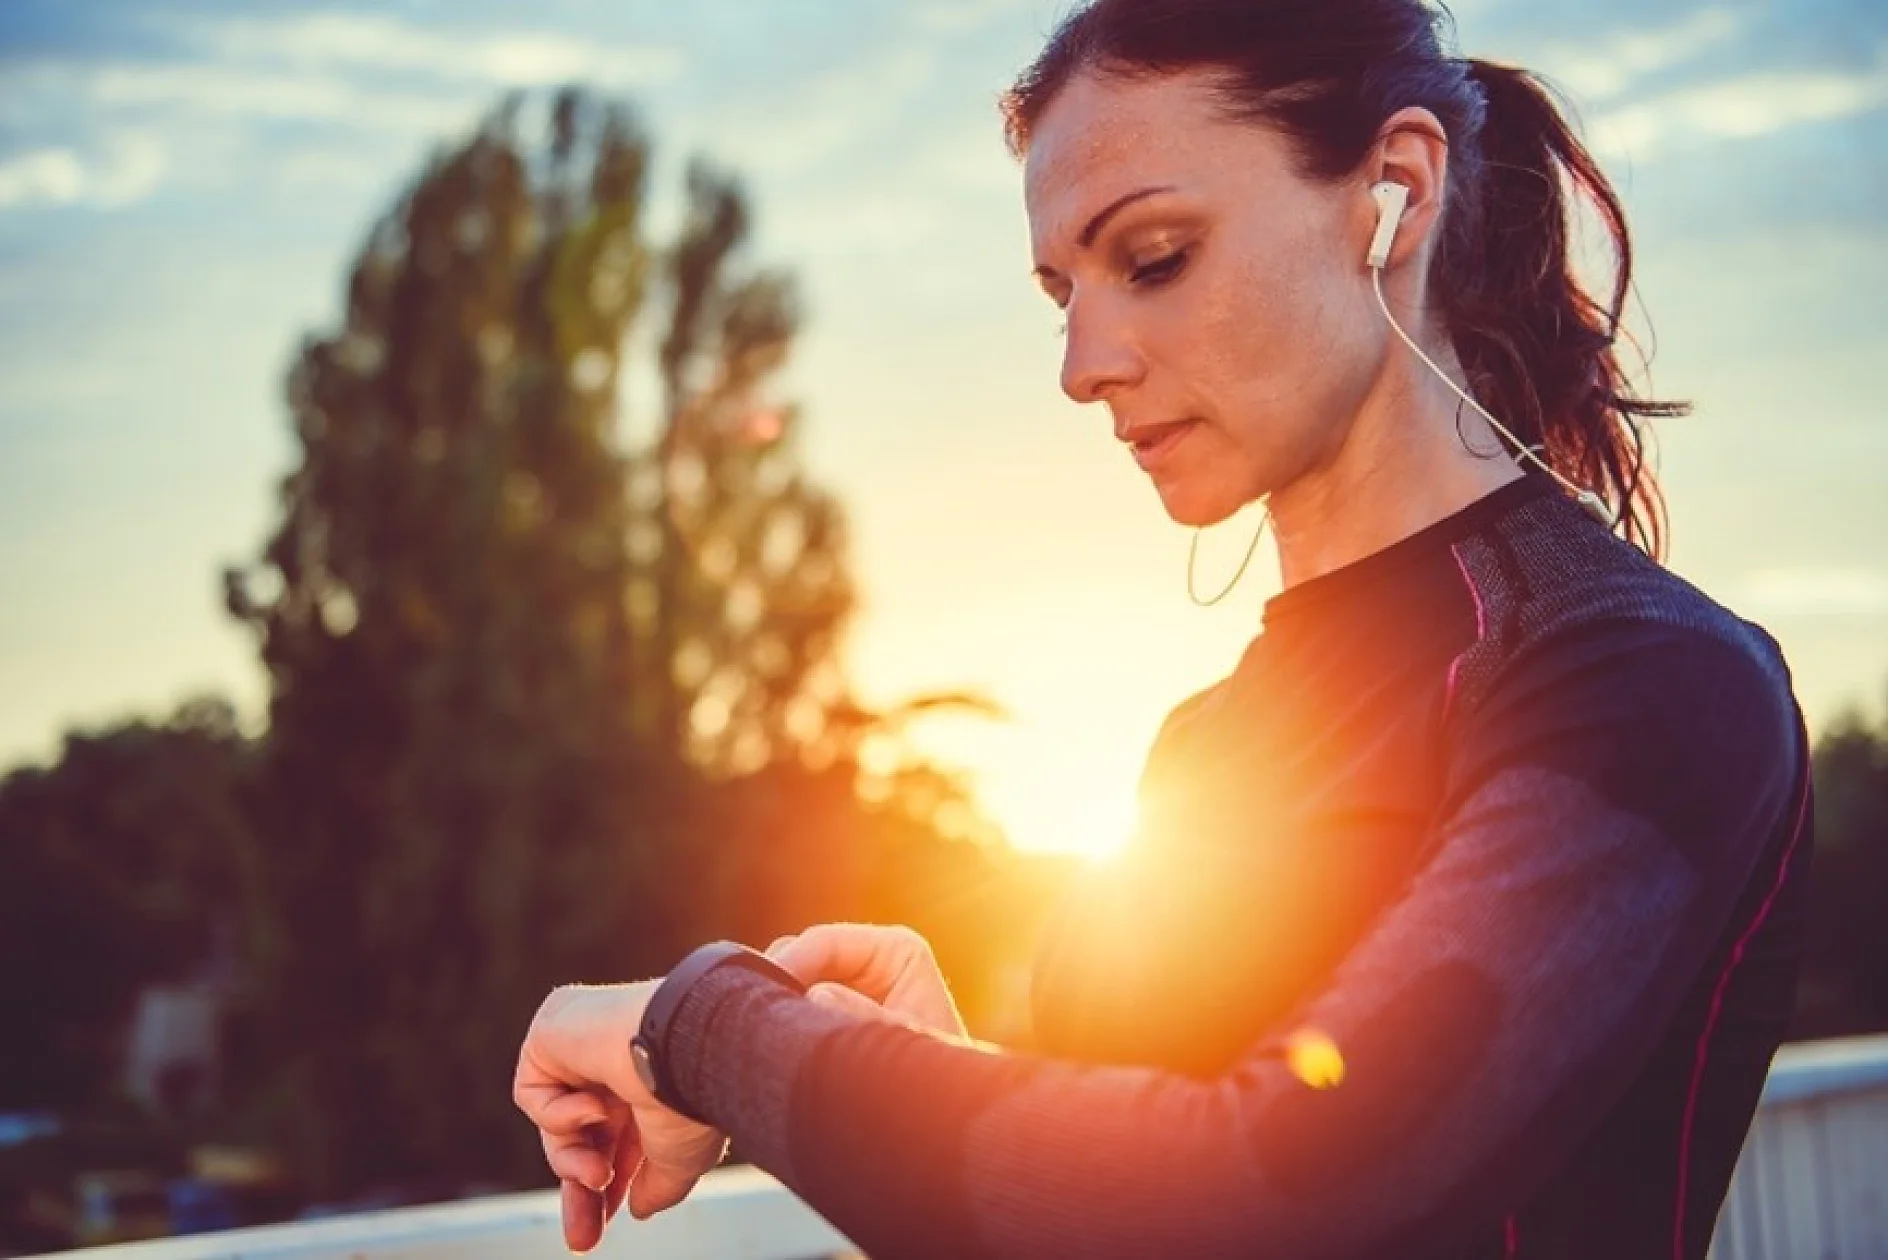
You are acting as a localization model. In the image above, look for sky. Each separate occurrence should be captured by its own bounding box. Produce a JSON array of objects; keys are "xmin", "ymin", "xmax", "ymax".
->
[{"xmin": 1, "ymin": 0, "xmax": 1885, "ymax": 858}]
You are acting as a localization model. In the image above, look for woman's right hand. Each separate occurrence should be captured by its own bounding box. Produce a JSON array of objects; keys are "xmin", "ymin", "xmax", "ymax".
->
[{"xmin": 767, "ymin": 924, "xmax": 969, "ymax": 1041}]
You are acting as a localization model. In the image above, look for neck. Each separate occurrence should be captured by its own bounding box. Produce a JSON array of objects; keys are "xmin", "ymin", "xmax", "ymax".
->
[{"xmin": 1264, "ymin": 325, "xmax": 1522, "ymax": 592}]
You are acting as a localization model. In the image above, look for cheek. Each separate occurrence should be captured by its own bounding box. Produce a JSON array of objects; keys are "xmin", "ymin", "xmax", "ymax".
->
[
  {"xmin": 1203, "ymin": 236, "xmax": 1369, "ymax": 448},
  {"xmin": 1189, "ymin": 244, "xmax": 1325, "ymax": 420}
]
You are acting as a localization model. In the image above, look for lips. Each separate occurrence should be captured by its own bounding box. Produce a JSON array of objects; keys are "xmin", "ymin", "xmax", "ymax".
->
[{"xmin": 1121, "ymin": 418, "xmax": 1200, "ymax": 471}]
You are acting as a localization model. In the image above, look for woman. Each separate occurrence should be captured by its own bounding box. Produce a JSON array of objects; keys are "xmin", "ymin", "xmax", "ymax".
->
[{"xmin": 514, "ymin": 1, "xmax": 1814, "ymax": 1256}]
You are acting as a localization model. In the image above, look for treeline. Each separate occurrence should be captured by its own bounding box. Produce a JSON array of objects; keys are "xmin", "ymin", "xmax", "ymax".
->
[
  {"xmin": 0, "ymin": 88, "xmax": 1073, "ymax": 1212},
  {"xmin": 1793, "ymin": 699, "xmax": 1888, "ymax": 1039}
]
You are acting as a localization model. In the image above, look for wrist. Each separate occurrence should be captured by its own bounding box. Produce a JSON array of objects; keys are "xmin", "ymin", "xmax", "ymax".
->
[{"xmin": 632, "ymin": 942, "xmax": 806, "ymax": 1124}]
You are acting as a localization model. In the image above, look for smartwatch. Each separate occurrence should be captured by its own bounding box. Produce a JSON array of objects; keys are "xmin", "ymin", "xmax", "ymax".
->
[{"xmin": 630, "ymin": 940, "xmax": 807, "ymax": 1124}]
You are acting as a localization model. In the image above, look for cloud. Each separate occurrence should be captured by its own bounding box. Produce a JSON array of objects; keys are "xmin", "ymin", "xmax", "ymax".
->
[
  {"xmin": 0, "ymin": 57, "xmax": 466, "ymax": 212},
  {"xmin": 0, "ymin": 150, "xmax": 84, "ymax": 207},
  {"xmin": 180, "ymin": 11, "xmax": 684, "ymax": 91},
  {"xmin": 680, "ymin": 42, "xmax": 941, "ymax": 177},
  {"xmin": 1540, "ymin": 6, "xmax": 1744, "ymax": 101},
  {"xmin": 911, "ymin": 0, "xmax": 1054, "ymax": 38},
  {"xmin": 270, "ymin": 144, "xmax": 400, "ymax": 197},
  {"xmin": 1739, "ymin": 568, "xmax": 1888, "ymax": 618},
  {"xmin": 85, "ymin": 60, "xmax": 449, "ymax": 125},
  {"xmin": 1471, "ymin": 0, "xmax": 1888, "ymax": 170},
  {"xmin": 0, "ymin": 10, "xmax": 687, "ymax": 213},
  {"xmin": 0, "ymin": 132, "xmax": 166, "ymax": 209},
  {"xmin": 1589, "ymin": 54, "xmax": 1888, "ymax": 158}
]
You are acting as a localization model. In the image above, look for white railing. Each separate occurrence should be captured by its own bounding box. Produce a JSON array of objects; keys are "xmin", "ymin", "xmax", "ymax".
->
[
  {"xmin": 39, "ymin": 1165, "xmax": 856, "ymax": 1260},
  {"xmin": 41, "ymin": 1035, "xmax": 1888, "ymax": 1260},
  {"xmin": 1708, "ymin": 1034, "xmax": 1888, "ymax": 1259}
]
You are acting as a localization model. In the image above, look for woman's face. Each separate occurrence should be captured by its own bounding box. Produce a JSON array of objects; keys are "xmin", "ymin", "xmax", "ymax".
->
[{"xmin": 1025, "ymin": 67, "xmax": 1383, "ymax": 527}]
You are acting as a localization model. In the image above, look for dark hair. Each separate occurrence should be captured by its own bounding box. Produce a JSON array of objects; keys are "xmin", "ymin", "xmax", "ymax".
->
[{"xmin": 1003, "ymin": 0, "xmax": 1683, "ymax": 558}]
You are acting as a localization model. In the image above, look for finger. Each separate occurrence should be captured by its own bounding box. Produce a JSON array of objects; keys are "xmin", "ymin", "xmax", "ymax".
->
[
  {"xmin": 771, "ymin": 923, "xmax": 910, "ymax": 998},
  {"xmin": 629, "ymin": 1159, "xmax": 702, "ymax": 1222},
  {"xmin": 513, "ymin": 1058, "xmax": 560, "ymax": 1123},
  {"xmin": 542, "ymin": 1123, "xmax": 616, "ymax": 1193},
  {"xmin": 809, "ymin": 981, "xmax": 910, "ymax": 1026},
  {"xmin": 515, "ymin": 986, "xmax": 645, "ymax": 1113},
  {"xmin": 561, "ymin": 1178, "xmax": 605, "ymax": 1254},
  {"xmin": 536, "ymin": 1087, "xmax": 614, "ymax": 1136},
  {"xmin": 514, "ymin": 1051, "xmax": 585, "ymax": 1129},
  {"xmin": 601, "ymin": 1113, "xmax": 644, "ymax": 1223},
  {"xmin": 765, "ymin": 934, "xmax": 797, "ymax": 958},
  {"xmin": 514, "ymin": 1009, "xmax": 589, "ymax": 1122}
]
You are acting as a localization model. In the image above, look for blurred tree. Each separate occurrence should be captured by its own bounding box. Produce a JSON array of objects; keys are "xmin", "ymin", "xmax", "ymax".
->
[
  {"xmin": 633, "ymin": 162, "xmax": 855, "ymax": 773},
  {"xmin": 1792, "ymin": 693, "xmax": 1888, "ymax": 1039},
  {"xmin": 220, "ymin": 87, "xmax": 1015, "ymax": 1200},
  {"xmin": 0, "ymin": 699, "xmax": 257, "ymax": 1112},
  {"xmin": 224, "ymin": 90, "xmax": 677, "ymax": 1197}
]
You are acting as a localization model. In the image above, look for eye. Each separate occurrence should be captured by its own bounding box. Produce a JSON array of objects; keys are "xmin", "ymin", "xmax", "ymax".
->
[{"xmin": 1129, "ymin": 248, "xmax": 1189, "ymax": 287}]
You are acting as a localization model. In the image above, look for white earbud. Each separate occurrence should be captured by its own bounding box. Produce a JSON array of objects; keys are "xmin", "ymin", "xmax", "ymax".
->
[
  {"xmin": 1367, "ymin": 180, "xmax": 1409, "ymax": 270},
  {"xmin": 1363, "ymin": 179, "xmax": 1614, "ymax": 527}
]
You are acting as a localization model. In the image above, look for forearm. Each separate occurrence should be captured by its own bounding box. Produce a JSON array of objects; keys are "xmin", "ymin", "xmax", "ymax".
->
[{"xmin": 666, "ymin": 962, "xmax": 1272, "ymax": 1260}]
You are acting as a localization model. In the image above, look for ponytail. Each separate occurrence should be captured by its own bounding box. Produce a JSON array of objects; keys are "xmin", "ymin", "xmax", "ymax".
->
[{"xmin": 1439, "ymin": 58, "xmax": 1683, "ymax": 558}]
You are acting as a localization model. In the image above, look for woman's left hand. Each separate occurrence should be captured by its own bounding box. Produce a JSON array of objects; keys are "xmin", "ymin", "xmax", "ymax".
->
[
  {"xmin": 767, "ymin": 923, "xmax": 969, "ymax": 1041},
  {"xmin": 513, "ymin": 981, "xmax": 728, "ymax": 1253}
]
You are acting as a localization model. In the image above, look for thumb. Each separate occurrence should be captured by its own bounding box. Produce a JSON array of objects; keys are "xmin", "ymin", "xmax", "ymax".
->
[{"xmin": 628, "ymin": 1160, "xmax": 700, "ymax": 1221}]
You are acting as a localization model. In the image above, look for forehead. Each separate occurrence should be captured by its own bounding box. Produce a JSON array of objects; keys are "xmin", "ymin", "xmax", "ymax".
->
[{"xmin": 1023, "ymin": 68, "xmax": 1259, "ymax": 246}]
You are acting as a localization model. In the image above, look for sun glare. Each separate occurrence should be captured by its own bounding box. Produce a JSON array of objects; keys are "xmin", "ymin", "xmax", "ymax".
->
[
  {"xmin": 979, "ymin": 759, "xmax": 1140, "ymax": 861},
  {"xmin": 896, "ymin": 690, "xmax": 1152, "ymax": 861}
]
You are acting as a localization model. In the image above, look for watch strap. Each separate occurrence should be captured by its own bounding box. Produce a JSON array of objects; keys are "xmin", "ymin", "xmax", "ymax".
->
[{"xmin": 634, "ymin": 941, "xmax": 806, "ymax": 1123}]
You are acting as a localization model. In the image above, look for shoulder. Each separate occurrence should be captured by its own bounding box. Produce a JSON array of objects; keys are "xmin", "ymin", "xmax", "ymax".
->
[
  {"xmin": 1440, "ymin": 497, "xmax": 1804, "ymax": 860},
  {"xmin": 1151, "ymin": 681, "xmax": 1225, "ymax": 746},
  {"xmin": 1447, "ymin": 490, "xmax": 1795, "ymax": 724},
  {"xmin": 1131, "ymin": 677, "xmax": 1233, "ymax": 816}
]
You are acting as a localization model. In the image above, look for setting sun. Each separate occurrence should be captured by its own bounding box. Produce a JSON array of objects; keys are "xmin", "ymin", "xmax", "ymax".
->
[
  {"xmin": 898, "ymin": 698, "xmax": 1151, "ymax": 860},
  {"xmin": 851, "ymin": 555, "xmax": 1269, "ymax": 862},
  {"xmin": 982, "ymin": 759, "xmax": 1139, "ymax": 860}
]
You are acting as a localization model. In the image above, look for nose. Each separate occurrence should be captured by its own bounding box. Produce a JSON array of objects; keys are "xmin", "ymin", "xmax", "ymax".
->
[{"xmin": 1058, "ymin": 296, "xmax": 1144, "ymax": 405}]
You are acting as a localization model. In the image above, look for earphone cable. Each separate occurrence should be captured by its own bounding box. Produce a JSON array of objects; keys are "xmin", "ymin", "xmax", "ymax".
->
[
  {"xmin": 1188, "ymin": 506, "xmax": 1271, "ymax": 607},
  {"xmin": 1369, "ymin": 266, "xmax": 1615, "ymax": 527}
]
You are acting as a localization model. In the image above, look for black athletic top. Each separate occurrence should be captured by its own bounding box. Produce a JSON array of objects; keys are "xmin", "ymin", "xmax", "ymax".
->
[{"xmin": 661, "ymin": 470, "xmax": 1815, "ymax": 1260}]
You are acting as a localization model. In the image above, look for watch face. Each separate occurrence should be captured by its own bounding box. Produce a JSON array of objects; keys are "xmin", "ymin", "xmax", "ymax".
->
[{"xmin": 630, "ymin": 1039, "xmax": 658, "ymax": 1096}]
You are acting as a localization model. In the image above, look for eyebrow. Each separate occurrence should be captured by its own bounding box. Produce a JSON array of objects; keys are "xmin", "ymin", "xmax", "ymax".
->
[{"xmin": 1033, "ymin": 184, "xmax": 1177, "ymax": 281}]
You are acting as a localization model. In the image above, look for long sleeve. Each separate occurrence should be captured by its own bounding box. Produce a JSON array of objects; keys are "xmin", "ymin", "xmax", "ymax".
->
[{"xmin": 663, "ymin": 616, "xmax": 1809, "ymax": 1260}]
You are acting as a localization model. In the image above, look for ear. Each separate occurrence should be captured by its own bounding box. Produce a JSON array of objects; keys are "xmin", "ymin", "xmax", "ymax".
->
[{"xmin": 1366, "ymin": 107, "xmax": 1451, "ymax": 271}]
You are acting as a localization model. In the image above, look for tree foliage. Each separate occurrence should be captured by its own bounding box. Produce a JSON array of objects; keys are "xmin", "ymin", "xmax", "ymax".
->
[
  {"xmin": 211, "ymin": 89, "xmax": 1022, "ymax": 1199},
  {"xmin": 1792, "ymin": 694, "xmax": 1888, "ymax": 1038},
  {"xmin": 0, "ymin": 700, "xmax": 256, "ymax": 1112},
  {"xmin": 635, "ymin": 161, "xmax": 857, "ymax": 773},
  {"xmin": 219, "ymin": 93, "xmax": 661, "ymax": 1196}
]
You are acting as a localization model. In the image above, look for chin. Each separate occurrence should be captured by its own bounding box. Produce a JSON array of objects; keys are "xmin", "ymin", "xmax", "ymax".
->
[{"xmin": 1153, "ymin": 477, "xmax": 1247, "ymax": 529}]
